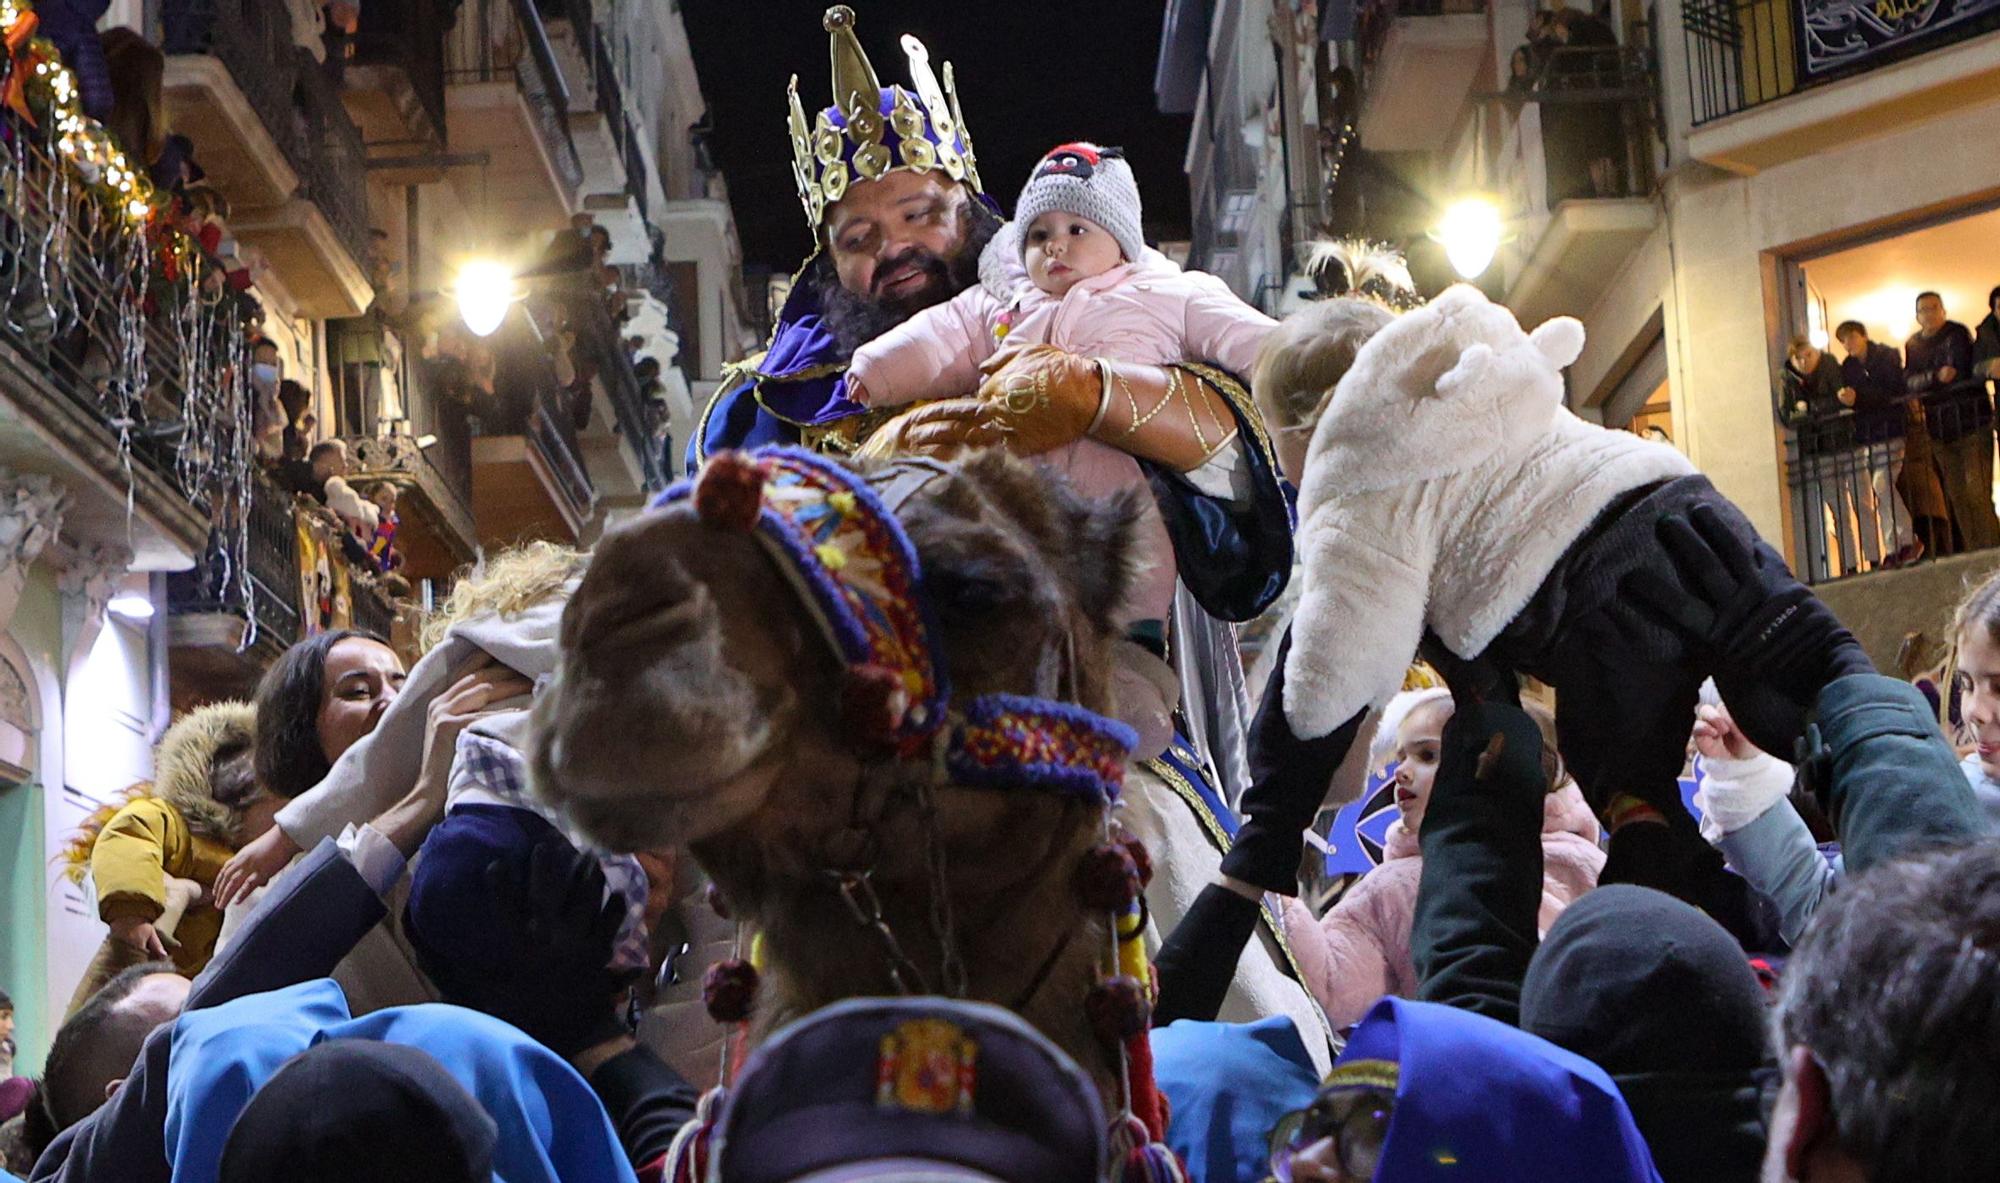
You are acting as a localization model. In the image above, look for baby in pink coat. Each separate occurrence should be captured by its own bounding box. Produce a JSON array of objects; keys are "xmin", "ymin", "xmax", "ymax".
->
[{"xmin": 847, "ymin": 143, "xmax": 1277, "ymax": 636}]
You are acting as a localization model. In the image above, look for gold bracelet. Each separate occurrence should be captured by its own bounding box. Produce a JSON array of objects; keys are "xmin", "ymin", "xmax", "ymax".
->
[{"xmin": 1087, "ymin": 359, "xmax": 1113, "ymax": 435}]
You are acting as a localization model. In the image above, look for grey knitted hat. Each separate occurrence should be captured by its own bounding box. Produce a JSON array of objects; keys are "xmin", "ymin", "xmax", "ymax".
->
[{"xmin": 1014, "ymin": 143, "xmax": 1144, "ymax": 264}]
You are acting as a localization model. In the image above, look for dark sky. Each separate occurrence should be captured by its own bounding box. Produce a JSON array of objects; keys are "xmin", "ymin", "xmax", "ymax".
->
[{"xmin": 681, "ymin": 2, "xmax": 1195, "ymax": 271}]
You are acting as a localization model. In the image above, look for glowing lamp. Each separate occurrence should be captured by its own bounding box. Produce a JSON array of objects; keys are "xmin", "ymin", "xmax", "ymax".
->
[
  {"xmin": 455, "ymin": 260, "xmax": 517, "ymax": 337},
  {"xmin": 1433, "ymin": 197, "xmax": 1505, "ymax": 281}
]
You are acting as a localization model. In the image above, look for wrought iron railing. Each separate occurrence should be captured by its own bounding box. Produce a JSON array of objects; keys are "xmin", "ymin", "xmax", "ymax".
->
[
  {"xmin": 0, "ymin": 129, "xmax": 254, "ymax": 501},
  {"xmin": 565, "ymin": 284, "xmax": 667, "ymax": 492},
  {"xmin": 443, "ymin": 0, "xmax": 584, "ymax": 192},
  {"xmin": 352, "ymin": 0, "xmax": 452, "ymax": 142},
  {"xmin": 529, "ymin": 399, "xmax": 595, "ymax": 521},
  {"xmin": 290, "ymin": 54, "xmax": 375, "ymax": 272},
  {"xmin": 165, "ymin": 475, "xmax": 305, "ymax": 651},
  {"xmin": 1681, "ymin": 0, "xmax": 2000, "ymax": 125},
  {"xmin": 1784, "ymin": 391, "xmax": 1997, "ymax": 583},
  {"xmin": 160, "ymin": 0, "xmax": 374, "ymax": 270}
]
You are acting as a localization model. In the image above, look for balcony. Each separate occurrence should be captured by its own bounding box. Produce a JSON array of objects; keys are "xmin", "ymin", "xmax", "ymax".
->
[
  {"xmin": 1356, "ymin": 0, "xmax": 1493, "ymax": 152},
  {"xmin": 470, "ymin": 325, "xmax": 597, "ymax": 546},
  {"xmin": 344, "ymin": 0, "xmax": 452, "ymax": 178},
  {"xmin": 1489, "ymin": 47, "xmax": 1661, "ymax": 328},
  {"xmin": 1681, "ymin": 0, "xmax": 2000, "ymax": 173},
  {"xmin": 160, "ymin": 0, "xmax": 375, "ymax": 317},
  {"xmin": 166, "ymin": 475, "xmax": 400, "ymax": 693},
  {"xmin": 445, "ymin": 0, "xmax": 583, "ymax": 236},
  {"xmin": 324, "ymin": 318, "xmax": 478, "ymax": 579},
  {"xmin": 562, "ymin": 284, "xmax": 669, "ymax": 496},
  {"xmin": 0, "ymin": 134, "xmax": 243, "ymax": 570}
]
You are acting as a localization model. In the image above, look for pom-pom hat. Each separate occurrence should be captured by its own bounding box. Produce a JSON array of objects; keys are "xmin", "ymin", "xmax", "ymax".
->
[{"xmin": 1015, "ymin": 143, "xmax": 1145, "ymax": 265}]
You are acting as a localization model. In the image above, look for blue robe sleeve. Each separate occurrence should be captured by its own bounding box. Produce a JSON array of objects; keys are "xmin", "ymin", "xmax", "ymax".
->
[{"xmin": 1142, "ymin": 362, "xmax": 1295, "ymax": 622}]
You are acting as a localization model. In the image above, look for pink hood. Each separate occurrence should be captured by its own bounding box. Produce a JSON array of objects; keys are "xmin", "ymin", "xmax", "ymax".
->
[{"xmin": 1302, "ymin": 782, "xmax": 1606, "ymax": 1029}]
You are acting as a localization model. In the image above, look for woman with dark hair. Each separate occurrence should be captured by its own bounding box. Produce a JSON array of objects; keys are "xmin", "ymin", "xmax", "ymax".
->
[{"xmin": 213, "ymin": 629, "xmax": 405, "ymax": 905}]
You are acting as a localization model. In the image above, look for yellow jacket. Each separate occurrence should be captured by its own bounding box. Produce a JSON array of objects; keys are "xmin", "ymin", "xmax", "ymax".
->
[
  {"xmin": 89, "ymin": 797, "xmax": 234, "ymax": 975},
  {"xmin": 65, "ymin": 701, "xmax": 257, "ymax": 977}
]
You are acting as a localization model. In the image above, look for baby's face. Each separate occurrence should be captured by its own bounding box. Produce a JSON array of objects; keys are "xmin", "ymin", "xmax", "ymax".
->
[
  {"xmin": 371, "ymin": 487, "xmax": 397, "ymax": 512},
  {"xmin": 1024, "ymin": 212, "xmax": 1123, "ymax": 297}
]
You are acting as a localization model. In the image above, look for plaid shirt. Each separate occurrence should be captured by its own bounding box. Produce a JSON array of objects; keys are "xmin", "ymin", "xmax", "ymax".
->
[{"xmin": 449, "ymin": 731, "xmax": 653, "ymax": 970}]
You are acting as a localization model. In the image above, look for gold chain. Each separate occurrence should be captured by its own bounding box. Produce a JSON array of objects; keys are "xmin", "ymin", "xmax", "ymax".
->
[{"xmin": 1119, "ymin": 367, "xmax": 1175, "ymax": 437}]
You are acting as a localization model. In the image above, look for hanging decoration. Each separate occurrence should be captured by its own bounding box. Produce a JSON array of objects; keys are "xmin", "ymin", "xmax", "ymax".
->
[{"xmin": 0, "ymin": 0, "xmax": 259, "ymax": 645}]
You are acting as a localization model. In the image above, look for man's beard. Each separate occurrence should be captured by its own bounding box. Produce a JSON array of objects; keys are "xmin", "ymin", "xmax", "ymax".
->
[{"xmin": 815, "ymin": 198, "xmax": 1002, "ymax": 361}]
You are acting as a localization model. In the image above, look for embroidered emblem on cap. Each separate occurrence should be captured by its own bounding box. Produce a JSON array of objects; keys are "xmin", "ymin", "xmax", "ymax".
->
[{"xmin": 875, "ymin": 1018, "xmax": 979, "ymax": 1115}]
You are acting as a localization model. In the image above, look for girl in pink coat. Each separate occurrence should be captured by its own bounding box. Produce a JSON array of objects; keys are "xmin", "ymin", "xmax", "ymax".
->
[
  {"xmin": 846, "ymin": 142, "xmax": 1278, "ymax": 637},
  {"xmin": 1305, "ymin": 688, "xmax": 1607, "ymax": 1029}
]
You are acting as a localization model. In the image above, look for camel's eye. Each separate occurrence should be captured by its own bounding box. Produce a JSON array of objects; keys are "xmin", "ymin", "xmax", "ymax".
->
[{"xmin": 922, "ymin": 564, "xmax": 1014, "ymax": 618}]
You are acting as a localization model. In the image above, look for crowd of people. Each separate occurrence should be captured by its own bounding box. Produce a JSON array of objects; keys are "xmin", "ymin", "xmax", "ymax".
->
[
  {"xmin": 2, "ymin": 8, "xmax": 1996, "ymax": 1183},
  {"xmin": 1781, "ymin": 287, "xmax": 2000, "ymax": 572}
]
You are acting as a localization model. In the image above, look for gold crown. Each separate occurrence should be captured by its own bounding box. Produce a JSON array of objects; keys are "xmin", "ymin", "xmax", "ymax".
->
[{"xmin": 788, "ymin": 6, "xmax": 983, "ymax": 231}]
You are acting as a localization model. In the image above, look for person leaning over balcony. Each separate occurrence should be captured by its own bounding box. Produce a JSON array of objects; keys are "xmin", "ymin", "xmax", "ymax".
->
[
  {"xmin": 1975, "ymin": 284, "xmax": 2000, "ymax": 385},
  {"xmin": 1781, "ymin": 337, "xmax": 1873, "ymax": 575},
  {"xmin": 1904, "ymin": 291, "xmax": 1997, "ymax": 551},
  {"xmin": 1836, "ymin": 321, "xmax": 1928, "ymax": 565}
]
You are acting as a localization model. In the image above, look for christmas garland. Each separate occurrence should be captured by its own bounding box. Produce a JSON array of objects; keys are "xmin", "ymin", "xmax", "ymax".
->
[{"xmin": 0, "ymin": 0, "xmax": 260, "ymax": 645}]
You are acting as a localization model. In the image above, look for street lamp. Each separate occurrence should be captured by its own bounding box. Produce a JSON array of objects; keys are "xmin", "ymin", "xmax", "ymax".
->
[
  {"xmin": 455, "ymin": 259, "xmax": 520, "ymax": 337},
  {"xmin": 1432, "ymin": 197, "xmax": 1505, "ymax": 281}
]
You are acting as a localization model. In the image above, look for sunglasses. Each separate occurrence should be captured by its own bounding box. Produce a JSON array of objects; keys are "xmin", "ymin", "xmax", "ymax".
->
[{"xmin": 1268, "ymin": 1085, "xmax": 1396, "ymax": 1182}]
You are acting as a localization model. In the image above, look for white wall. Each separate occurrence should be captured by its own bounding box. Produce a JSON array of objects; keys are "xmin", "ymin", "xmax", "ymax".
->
[{"xmin": 48, "ymin": 615, "xmax": 156, "ymax": 1009}]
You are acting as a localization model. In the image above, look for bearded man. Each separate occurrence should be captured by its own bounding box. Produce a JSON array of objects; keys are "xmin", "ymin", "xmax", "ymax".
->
[{"xmin": 688, "ymin": 6, "xmax": 1332, "ymax": 1072}]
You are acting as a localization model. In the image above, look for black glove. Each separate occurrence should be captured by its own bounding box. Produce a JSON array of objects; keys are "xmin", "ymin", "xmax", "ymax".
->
[
  {"xmin": 1220, "ymin": 628, "xmax": 1366, "ymax": 896},
  {"xmin": 468, "ymin": 841, "xmax": 637, "ymax": 1058},
  {"xmin": 1624, "ymin": 503, "xmax": 1872, "ymax": 749}
]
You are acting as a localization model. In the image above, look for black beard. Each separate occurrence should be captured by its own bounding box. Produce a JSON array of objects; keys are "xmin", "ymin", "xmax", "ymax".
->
[{"xmin": 815, "ymin": 199, "xmax": 1002, "ymax": 361}]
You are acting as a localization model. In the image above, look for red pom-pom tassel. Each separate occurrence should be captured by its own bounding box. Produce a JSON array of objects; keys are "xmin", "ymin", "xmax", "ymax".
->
[
  {"xmin": 1087, "ymin": 975, "xmax": 1151, "ymax": 1049},
  {"xmin": 1119, "ymin": 832, "xmax": 1154, "ymax": 889},
  {"xmin": 841, "ymin": 663, "xmax": 910, "ymax": 750},
  {"xmin": 702, "ymin": 958, "xmax": 759, "ymax": 1023},
  {"xmin": 1076, "ymin": 842, "xmax": 1141, "ymax": 911},
  {"xmin": 693, "ymin": 451, "xmax": 766, "ymax": 533}
]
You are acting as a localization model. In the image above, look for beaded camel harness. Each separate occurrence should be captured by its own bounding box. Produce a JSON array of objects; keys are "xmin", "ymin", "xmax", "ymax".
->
[{"xmin": 665, "ymin": 447, "xmax": 1184, "ymax": 1182}]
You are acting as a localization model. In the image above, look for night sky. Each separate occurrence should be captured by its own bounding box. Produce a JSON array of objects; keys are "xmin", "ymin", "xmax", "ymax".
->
[{"xmin": 681, "ymin": 2, "xmax": 1195, "ymax": 271}]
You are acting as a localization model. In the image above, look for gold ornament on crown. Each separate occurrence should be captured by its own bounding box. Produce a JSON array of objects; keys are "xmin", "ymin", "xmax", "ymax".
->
[{"xmin": 787, "ymin": 5, "xmax": 983, "ymax": 231}]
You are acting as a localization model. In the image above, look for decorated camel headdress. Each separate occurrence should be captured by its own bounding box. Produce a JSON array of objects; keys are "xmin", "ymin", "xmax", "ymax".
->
[{"xmin": 788, "ymin": 5, "xmax": 984, "ymax": 230}]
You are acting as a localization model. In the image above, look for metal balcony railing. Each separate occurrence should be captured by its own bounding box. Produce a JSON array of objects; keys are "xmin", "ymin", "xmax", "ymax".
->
[
  {"xmin": 160, "ymin": 0, "xmax": 374, "ymax": 269},
  {"xmin": 165, "ymin": 474, "xmax": 305, "ymax": 651},
  {"xmin": 564, "ymin": 283, "xmax": 667, "ymax": 492},
  {"xmin": 325, "ymin": 319, "xmax": 475, "ymax": 531},
  {"xmin": 444, "ymin": 0, "xmax": 585, "ymax": 192},
  {"xmin": 352, "ymin": 0, "xmax": 452, "ymax": 143},
  {"xmin": 0, "ymin": 129, "xmax": 250, "ymax": 502},
  {"xmin": 529, "ymin": 398, "xmax": 595, "ymax": 520},
  {"xmin": 1681, "ymin": 0, "xmax": 2000, "ymax": 125},
  {"xmin": 1785, "ymin": 392, "xmax": 1998, "ymax": 583}
]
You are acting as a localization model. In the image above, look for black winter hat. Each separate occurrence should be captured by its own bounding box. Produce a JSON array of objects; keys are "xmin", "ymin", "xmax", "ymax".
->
[{"xmin": 1521, "ymin": 883, "xmax": 1769, "ymax": 1076}]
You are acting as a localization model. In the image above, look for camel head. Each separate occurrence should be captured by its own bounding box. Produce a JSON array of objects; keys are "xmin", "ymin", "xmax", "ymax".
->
[{"xmin": 529, "ymin": 444, "xmax": 1146, "ymax": 864}]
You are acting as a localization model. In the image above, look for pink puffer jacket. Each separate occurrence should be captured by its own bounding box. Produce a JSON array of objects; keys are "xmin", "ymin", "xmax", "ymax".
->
[
  {"xmin": 1300, "ymin": 783, "xmax": 1606, "ymax": 1030},
  {"xmin": 847, "ymin": 242, "xmax": 1276, "ymax": 629},
  {"xmin": 845, "ymin": 248, "xmax": 1276, "ymax": 409}
]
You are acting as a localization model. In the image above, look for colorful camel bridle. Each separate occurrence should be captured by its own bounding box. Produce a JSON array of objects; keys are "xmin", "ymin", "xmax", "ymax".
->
[{"xmin": 665, "ymin": 447, "xmax": 1184, "ymax": 1180}]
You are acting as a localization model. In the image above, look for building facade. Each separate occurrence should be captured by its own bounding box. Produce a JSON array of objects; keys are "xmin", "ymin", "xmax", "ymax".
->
[
  {"xmin": 0, "ymin": 0, "xmax": 751, "ymax": 1074},
  {"xmin": 1173, "ymin": 0, "xmax": 2000, "ymax": 658}
]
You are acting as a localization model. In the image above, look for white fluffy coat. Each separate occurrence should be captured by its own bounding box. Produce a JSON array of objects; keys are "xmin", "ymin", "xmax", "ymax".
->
[{"xmin": 1283, "ymin": 285, "xmax": 1694, "ymax": 739}]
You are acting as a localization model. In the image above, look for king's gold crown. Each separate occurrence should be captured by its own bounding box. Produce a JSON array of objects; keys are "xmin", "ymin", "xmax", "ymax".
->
[{"xmin": 788, "ymin": 6, "xmax": 983, "ymax": 230}]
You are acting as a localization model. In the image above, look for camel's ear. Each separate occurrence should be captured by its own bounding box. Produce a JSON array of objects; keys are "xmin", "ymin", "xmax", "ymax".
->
[{"xmin": 1065, "ymin": 484, "xmax": 1150, "ymax": 632}]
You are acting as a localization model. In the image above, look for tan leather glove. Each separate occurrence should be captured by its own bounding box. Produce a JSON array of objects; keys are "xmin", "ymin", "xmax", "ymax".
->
[
  {"xmin": 1093, "ymin": 361, "xmax": 1239, "ymax": 474},
  {"xmin": 972, "ymin": 345, "xmax": 1106, "ymax": 457},
  {"xmin": 854, "ymin": 398, "xmax": 1008, "ymax": 462}
]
